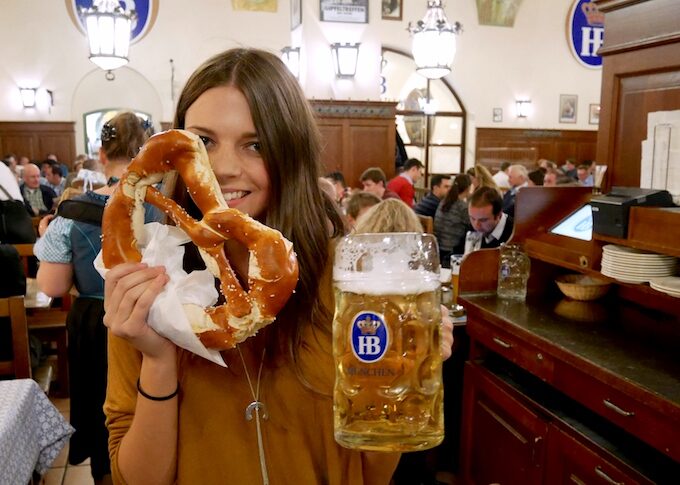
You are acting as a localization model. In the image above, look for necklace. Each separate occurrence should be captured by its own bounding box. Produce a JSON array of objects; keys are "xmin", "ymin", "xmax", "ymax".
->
[{"xmin": 237, "ymin": 347, "xmax": 269, "ymax": 485}]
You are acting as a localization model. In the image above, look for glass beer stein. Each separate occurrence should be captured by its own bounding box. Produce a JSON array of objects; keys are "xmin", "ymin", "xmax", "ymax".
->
[
  {"xmin": 497, "ymin": 243, "xmax": 531, "ymax": 300},
  {"xmin": 332, "ymin": 233, "xmax": 444, "ymax": 452}
]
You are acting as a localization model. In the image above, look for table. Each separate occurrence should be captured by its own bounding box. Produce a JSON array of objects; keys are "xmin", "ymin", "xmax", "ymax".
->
[{"xmin": 0, "ymin": 379, "xmax": 73, "ymax": 483}]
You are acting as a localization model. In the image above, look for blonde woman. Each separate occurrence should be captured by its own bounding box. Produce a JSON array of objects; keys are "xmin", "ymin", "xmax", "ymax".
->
[
  {"xmin": 467, "ymin": 164, "xmax": 499, "ymax": 193},
  {"xmin": 353, "ymin": 198, "xmax": 423, "ymax": 233}
]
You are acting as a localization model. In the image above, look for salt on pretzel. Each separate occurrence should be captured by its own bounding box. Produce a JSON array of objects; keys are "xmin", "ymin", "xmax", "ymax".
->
[{"xmin": 101, "ymin": 129, "xmax": 299, "ymax": 350}]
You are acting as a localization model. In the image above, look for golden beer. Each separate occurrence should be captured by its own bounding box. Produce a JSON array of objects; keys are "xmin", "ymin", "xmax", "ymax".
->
[{"xmin": 333, "ymin": 233, "xmax": 443, "ymax": 452}]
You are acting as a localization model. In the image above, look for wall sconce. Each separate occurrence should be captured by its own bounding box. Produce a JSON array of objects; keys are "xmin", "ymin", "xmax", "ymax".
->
[
  {"xmin": 19, "ymin": 88, "xmax": 37, "ymax": 108},
  {"xmin": 281, "ymin": 46, "xmax": 301, "ymax": 79},
  {"xmin": 516, "ymin": 99, "xmax": 532, "ymax": 118},
  {"xmin": 331, "ymin": 43, "xmax": 360, "ymax": 79}
]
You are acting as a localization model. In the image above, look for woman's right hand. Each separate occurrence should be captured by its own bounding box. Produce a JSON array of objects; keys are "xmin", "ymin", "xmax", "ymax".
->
[{"xmin": 103, "ymin": 262, "xmax": 175, "ymax": 360}]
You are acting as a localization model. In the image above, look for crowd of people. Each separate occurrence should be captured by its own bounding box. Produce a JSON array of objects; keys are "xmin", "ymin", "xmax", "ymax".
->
[
  {"xmin": 2, "ymin": 50, "xmax": 599, "ymax": 483},
  {"xmin": 324, "ymin": 155, "xmax": 597, "ymax": 270}
]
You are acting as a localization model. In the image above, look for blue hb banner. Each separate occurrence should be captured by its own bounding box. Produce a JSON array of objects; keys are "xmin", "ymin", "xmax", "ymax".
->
[
  {"xmin": 568, "ymin": 0, "xmax": 604, "ymax": 69},
  {"xmin": 67, "ymin": 0, "xmax": 158, "ymax": 44}
]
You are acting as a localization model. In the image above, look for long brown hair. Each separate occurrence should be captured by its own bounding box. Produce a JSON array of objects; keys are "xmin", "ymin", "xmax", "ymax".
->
[
  {"xmin": 173, "ymin": 48, "xmax": 344, "ymax": 366},
  {"xmin": 441, "ymin": 173, "xmax": 472, "ymax": 212}
]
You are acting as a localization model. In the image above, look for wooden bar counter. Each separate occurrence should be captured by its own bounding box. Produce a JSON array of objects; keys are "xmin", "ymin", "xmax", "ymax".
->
[{"xmin": 456, "ymin": 187, "xmax": 680, "ymax": 484}]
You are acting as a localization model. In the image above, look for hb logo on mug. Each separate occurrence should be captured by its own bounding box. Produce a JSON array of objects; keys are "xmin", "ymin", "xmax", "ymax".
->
[{"xmin": 351, "ymin": 312, "xmax": 389, "ymax": 363}]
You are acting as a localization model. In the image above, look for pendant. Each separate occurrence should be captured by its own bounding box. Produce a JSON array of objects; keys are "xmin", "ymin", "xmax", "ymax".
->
[{"xmin": 245, "ymin": 401, "xmax": 269, "ymax": 421}]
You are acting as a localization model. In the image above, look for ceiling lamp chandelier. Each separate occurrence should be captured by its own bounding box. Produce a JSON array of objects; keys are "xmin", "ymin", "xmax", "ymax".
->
[
  {"xmin": 82, "ymin": 0, "xmax": 136, "ymax": 72},
  {"xmin": 408, "ymin": 0, "xmax": 462, "ymax": 79}
]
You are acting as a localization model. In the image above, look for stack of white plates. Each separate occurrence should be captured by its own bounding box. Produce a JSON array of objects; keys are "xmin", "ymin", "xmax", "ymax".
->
[
  {"xmin": 650, "ymin": 276, "xmax": 680, "ymax": 298},
  {"xmin": 600, "ymin": 245, "xmax": 677, "ymax": 283}
]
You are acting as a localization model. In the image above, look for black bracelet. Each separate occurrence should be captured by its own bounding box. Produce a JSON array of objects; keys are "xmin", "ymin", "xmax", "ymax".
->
[{"xmin": 136, "ymin": 378, "xmax": 179, "ymax": 401}]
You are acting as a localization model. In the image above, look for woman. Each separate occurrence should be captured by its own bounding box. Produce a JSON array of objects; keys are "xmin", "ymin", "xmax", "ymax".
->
[
  {"xmin": 434, "ymin": 173, "xmax": 472, "ymax": 268},
  {"xmin": 34, "ymin": 112, "xmax": 152, "ymax": 484},
  {"xmin": 101, "ymin": 48, "xmax": 416, "ymax": 484},
  {"xmin": 353, "ymin": 197, "xmax": 422, "ymax": 234},
  {"xmin": 467, "ymin": 164, "xmax": 499, "ymax": 193}
]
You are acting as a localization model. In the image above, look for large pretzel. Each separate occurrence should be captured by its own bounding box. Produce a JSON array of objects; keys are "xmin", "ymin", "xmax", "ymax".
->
[{"xmin": 101, "ymin": 129, "xmax": 299, "ymax": 350}]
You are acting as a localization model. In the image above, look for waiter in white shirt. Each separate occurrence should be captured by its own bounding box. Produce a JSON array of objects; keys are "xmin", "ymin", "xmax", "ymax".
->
[{"xmin": 464, "ymin": 186, "xmax": 514, "ymax": 254}]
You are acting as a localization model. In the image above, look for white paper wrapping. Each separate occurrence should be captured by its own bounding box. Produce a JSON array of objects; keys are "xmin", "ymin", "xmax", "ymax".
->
[
  {"xmin": 640, "ymin": 110, "xmax": 680, "ymax": 205},
  {"xmin": 94, "ymin": 222, "xmax": 227, "ymax": 366}
]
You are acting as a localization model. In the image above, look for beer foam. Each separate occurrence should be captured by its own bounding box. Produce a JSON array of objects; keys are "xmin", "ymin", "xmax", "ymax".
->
[
  {"xmin": 334, "ymin": 268, "xmax": 440, "ymax": 295},
  {"xmin": 334, "ymin": 233, "xmax": 440, "ymax": 295}
]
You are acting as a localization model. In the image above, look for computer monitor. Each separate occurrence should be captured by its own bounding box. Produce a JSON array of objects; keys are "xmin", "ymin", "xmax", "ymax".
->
[{"xmin": 549, "ymin": 204, "xmax": 593, "ymax": 241}]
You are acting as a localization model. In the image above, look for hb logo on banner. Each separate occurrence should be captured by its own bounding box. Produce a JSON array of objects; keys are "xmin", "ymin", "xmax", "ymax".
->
[
  {"xmin": 351, "ymin": 312, "xmax": 389, "ymax": 363},
  {"xmin": 568, "ymin": 0, "xmax": 604, "ymax": 69}
]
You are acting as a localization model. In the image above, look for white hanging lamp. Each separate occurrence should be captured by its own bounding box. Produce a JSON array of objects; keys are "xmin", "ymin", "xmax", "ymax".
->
[
  {"xmin": 82, "ymin": 0, "xmax": 135, "ymax": 71},
  {"xmin": 408, "ymin": 0, "xmax": 462, "ymax": 79}
]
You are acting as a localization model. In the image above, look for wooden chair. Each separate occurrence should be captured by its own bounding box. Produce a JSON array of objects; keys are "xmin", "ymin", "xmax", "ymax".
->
[
  {"xmin": 0, "ymin": 296, "xmax": 32, "ymax": 380},
  {"xmin": 12, "ymin": 243, "xmax": 35, "ymax": 277},
  {"xmin": 26, "ymin": 309, "xmax": 69, "ymax": 397},
  {"xmin": 14, "ymin": 243, "xmax": 70, "ymax": 396},
  {"xmin": 417, "ymin": 215, "xmax": 434, "ymax": 234}
]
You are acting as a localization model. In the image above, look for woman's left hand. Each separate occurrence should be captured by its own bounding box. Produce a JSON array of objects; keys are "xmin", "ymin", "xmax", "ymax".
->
[
  {"xmin": 38, "ymin": 214, "xmax": 54, "ymax": 237},
  {"xmin": 440, "ymin": 305, "xmax": 454, "ymax": 361}
]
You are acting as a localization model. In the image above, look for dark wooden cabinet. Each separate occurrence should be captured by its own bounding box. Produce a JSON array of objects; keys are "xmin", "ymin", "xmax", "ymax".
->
[
  {"xmin": 461, "ymin": 363, "xmax": 547, "ymax": 485},
  {"xmin": 545, "ymin": 425, "xmax": 651, "ymax": 485},
  {"xmin": 311, "ymin": 100, "xmax": 397, "ymax": 188}
]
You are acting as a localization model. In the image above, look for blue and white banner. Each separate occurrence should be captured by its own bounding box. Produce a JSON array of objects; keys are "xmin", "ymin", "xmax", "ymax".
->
[
  {"xmin": 66, "ymin": 0, "xmax": 159, "ymax": 44},
  {"xmin": 567, "ymin": 0, "xmax": 604, "ymax": 69}
]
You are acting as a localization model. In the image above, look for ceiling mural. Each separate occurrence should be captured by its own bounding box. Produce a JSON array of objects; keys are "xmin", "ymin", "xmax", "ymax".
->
[
  {"xmin": 232, "ymin": 0, "xmax": 277, "ymax": 13},
  {"xmin": 475, "ymin": 0, "xmax": 523, "ymax": 27},
  {"xmin": 65, "ymin": 0, "xmax": 160, "ymax": 44}
]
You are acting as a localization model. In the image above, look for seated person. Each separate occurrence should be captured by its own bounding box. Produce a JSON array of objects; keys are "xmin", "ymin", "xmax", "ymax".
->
[
  {"xmin": 324, "ymin": 171, "xmax": 348, "ymax": 204},
  {"xmin": 386, "ymin": 158, "xmax": 424, "ymax": 207},
  {"xmin": 20, "ymin": 163, "xmax": 57, "ymax": 215},
  {"xmin": 414, "ymin": 174, "xmax": 451, "ymax": 219},
  {"xmin": 353, "ymin": 198, "xmax": 423, "ymax": 234},
  {"xmin": 359, "ymin": 167, "xmax": 400, "ymax": 201},
  {"xmin": 434, "ymin": 174, "xmax": 472, "ymax": 268},
  {"xmin": 44, "ymin": 161, "xmax": 67, "ymax": 196},
  {"xmin": 465, "ymin": 186, "xmax": 514, "ymax": 254},
  {"xmin": 345, "ymin": 191, "xmax": 381, "ymax": 228}
]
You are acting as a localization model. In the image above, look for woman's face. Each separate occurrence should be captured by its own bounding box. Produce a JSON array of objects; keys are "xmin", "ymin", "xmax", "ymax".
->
[{"xmin": 184, "ymin": 85, "xmax": 270, "ymax": 220}]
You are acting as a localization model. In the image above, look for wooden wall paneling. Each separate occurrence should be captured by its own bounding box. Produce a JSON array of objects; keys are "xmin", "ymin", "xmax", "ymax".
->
[
  {"xmin": 475, "ymin": 128, "xmax": 598, "ymax": 172},
  {"xmin": 347, "ymin": 122, "xmax": 395, "ymax": 187},
  {"xmin": 317, "ymin": 122, "xmax": 345, "ymax": 174},
  {"xmin": 39, "ymin": 135, "xmax": 76, "ymax": 164},
  {"xmin": 0, "ymin": 135, "xmax": 36, "ymax": 160},
  {"xmin": 312, "ymin": 100, "xmax": 397, "ymax": 190},
  {"xmin": 0, "ymin": 122, "xmax": 76, "ymax": 166},
  {"xmin": 594, "ymin": 0, "xmax": 680, "ymax": 191}
]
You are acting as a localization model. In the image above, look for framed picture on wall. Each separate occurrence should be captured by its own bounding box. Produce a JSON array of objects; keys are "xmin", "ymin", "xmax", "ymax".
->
[
  {"xmin": 493, "ymin": 107, "xmax": 503, "ymax": 122},
  {"xmin": 589, "ymin": 103, "xmax": 600, "ymax": 125},
  {"xmin": 291, "ymin": 0, "xmax": 302, "ymax": 29},
  {"xmin": 382, "ymin": 0, "xmax": 402, "ymax": 20},
  {"xmin": 559, "ymin": 94, "xmax": 578, "ymax": 123},
  {"xmin": 320, "ymin": 0, "xmax": 369, "ymax": 23}
]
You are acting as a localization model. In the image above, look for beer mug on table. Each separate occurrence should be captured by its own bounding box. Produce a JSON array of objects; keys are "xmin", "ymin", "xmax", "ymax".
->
[{"xmin": 332, "ymin": 233, "xmax": 444, "ymax": 452}]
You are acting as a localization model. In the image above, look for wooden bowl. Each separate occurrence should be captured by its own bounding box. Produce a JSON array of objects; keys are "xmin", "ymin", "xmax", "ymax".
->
[{"xmin": 555, "ymin": 274, "xmax": 611, "ymax": 301}]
